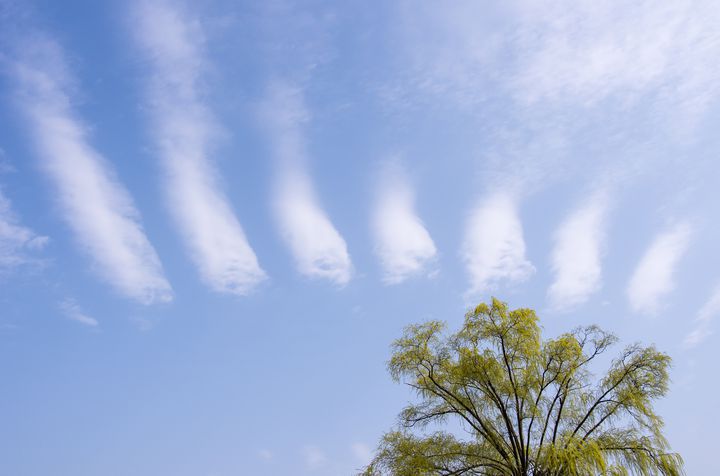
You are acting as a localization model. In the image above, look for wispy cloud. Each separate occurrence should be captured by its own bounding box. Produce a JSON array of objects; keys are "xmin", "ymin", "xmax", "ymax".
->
[
  {"xmin": 462, "ymin": 192, "xmax": 534, "ymax": 297},
  {"xmin": 548, "ymin": 191, "xmax": 610, "ymax": 311},
  {"xmin": 302, "ymin": 445, "xmax": 328, "ymax": 470},
  {"xmin": 0, "ymin": 149, "xmax": 14, "ymax": 173},
  {"xmin": 133, "ymin": 0, "xmax": 266, "ymax": 294},
  {"xmin": 0, "ymin": 187, "xmax": 48, "ymax": 271},
  {"xmin": 257, "ymin": 449, "xmax": 273, "ymax": 461},
  {"xmin": 274, "ymin": 168, "xmax": 353, "ymax": 285},
  {"xmin": 684, "ymin": 285, "xmax": 720, "ymax": 349},
  {"xmin": 511, "ymin": 1, "xmax": 720, "ymax": 117},
  {"xmin": 351, "ymin": 442, "xmax": 372, "ymax": 466},
  {"xmin": 260, "ymin": 81, "xmax": 352, "ymax": 285},
  {"xmin": 394, "ymin": 1, "xmax": 720, "ymax": 127},
  {"xmin": 59, "ymin": 298, "xmax": 99, "ymax": 327},
  {"xmin": 627, "ymin": 222, "xmax": 693, "ymax": 315},
  {"xmin": 385, "ymin": 1, "xmax": 501, "ymax": 109},
  {"xmin": 372, "ymin": 161, "xmax": 436, "ymax": 284},
  {"xmin": 8, "ymin": 38, "xmax": 172, "ymax": 304}
]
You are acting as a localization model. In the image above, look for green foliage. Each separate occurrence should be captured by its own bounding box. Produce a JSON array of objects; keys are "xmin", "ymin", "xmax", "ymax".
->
[{"xmin": 361, "ymin": 298, "xmax": 683, "ymax": 476}]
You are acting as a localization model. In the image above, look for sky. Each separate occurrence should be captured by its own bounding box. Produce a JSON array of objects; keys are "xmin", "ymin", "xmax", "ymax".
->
[{"xmin": 1, "ymin": 0, "xmax": 719, "ymax": 474}]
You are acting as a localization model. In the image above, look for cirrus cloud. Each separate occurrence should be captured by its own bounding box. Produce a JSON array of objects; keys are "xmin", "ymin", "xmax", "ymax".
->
[
  {"xmin": 627, "ymin": 222, "xmax": 693, "ymax": 315},
  {"xmin": 260, "ymin": 80, "xmax": 352, "ymax": 286},
  {"xmin": 372, "ymin": 161, "xmax": 436, "ymax": 284},
  {"xmin": 133, "ymin": 0, "xmax": 266, "ymax": 294},
  {"xmin": 462, "ymin": 192, "xmax": 534, "ymax": 297},
  {"xmin": 8, "ymin": 36, "xmax": 172, "ymax": 304}
]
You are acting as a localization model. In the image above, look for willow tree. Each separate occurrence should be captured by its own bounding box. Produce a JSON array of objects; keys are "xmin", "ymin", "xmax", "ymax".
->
[{"xmin": 361, "ymin": 299, "xmax": 683, "ymax": 476}]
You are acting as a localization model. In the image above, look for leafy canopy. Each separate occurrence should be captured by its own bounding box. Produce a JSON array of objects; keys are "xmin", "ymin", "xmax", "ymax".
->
[{"xmin": 362, "ymin": 298, "xmax": 683, "ymax": 476}]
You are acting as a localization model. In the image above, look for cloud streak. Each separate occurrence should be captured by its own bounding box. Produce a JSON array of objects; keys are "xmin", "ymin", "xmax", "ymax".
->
[
  {"xmin": 134, "ymin": 0, "xmax": 266, "ymax": 294},
  {"xmin": 9, "ymin": 38, "xmax": 172, "ymax": 303},
  {"xmin": 627, "ymin": 223, "xmax": 693, "ymax": 315},
  {"xmin": 548, "ymin": 191, "xmax": 609, "ymax": 311},
  {"xmin": 462, "ymin": 192, "xmax": 534, "ymax": 297},
  {"xmin": 260, "ymin": 81, "xmax": 352, "ymax": 285},
  {"xmin": 372, "ymin": 162, "xmax": 436, "ymax": 284},
  {"xmin": 59, "ymin": 298, "xmax": 99, "ymax": 327},
  {"xmin": 684, "ymin": 285, "xmax": 720, "ymax": 349}
]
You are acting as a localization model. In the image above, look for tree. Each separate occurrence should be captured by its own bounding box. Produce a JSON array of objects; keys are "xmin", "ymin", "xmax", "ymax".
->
[{"xmin": 361, "ymin": 298, "xmax": 683, "ymax": 476}]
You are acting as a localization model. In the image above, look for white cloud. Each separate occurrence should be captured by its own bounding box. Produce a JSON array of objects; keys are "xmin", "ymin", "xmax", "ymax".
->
[
  {"xmin": 134, "ymin": 0, "xmax": 266, "ymax": 294},
  {"xmin": 627, "ymin": 223, "xmax": 693, "ymax": 315},
  {"xmin": 275, "ymin": 167, "xmax": 353, "ymax": 285},
  {"xmin": 261, "ymin": 81, "xmax": 352, "ymax": 285},
  {"xmin": 59, "ymin": 298, "xmax": 99, "ymax": 327},
  {"xmin": 10, "ymin": 38, "xmax": 172, "ymax": 304},
  {"xmin": 303, "ymin": 446, "xmax": 328, "ymax": 470},
  {"xmin": 548, "ymin": 191, "xmax": 609, "ymax": 311},
  {"xmin": 462, "ymin": 192, "xmax": 534, "ymax": 296},
  {"xmin": 0, "ymin": 188, "xmax": 48, "ymax": 270},
  {"xmin": 372, "ymin": 162, "xmax": 436, "ymax": 284},
  {"xmin": 351, "ymin": 442, "xmax": 372, "ymax": 466},
  {"xmin": 683, "ymin": 285, "xmax": 720, "ymax": 349}
]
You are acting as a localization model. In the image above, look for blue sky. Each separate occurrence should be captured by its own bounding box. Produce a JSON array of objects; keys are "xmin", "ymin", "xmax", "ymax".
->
[{"xmin": 1, "ymin": 0, "xmax": 719, "ymax": 474}]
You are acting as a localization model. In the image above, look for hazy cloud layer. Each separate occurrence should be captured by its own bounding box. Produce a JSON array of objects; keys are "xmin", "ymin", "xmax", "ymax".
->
[
  {"xmin": 548, "ymin": 191, "xmax": 609, "ymax": 311},
  {"xmin": 510, "ymin": 0, "xmax": 720, "ymax": 118},
  {"xmin": 261, "ymin": 81, "xmax": 352, "ymax": 285},
  {"xmin": 462, "ymin": 193, "xmax": 534, "ymax": 296},
  {"xmin": 396, "ymin": 0, "xmax": 720, "ymax": 125},
  {"xmin": 9, "ymin": 38, "xmax": 172, "ymax": 303},
  {"xmin": 372, "ymin": 162, "xmax": 436, "ymax": 284},
  {"xmin": 628, "ymin": 223, "xmax": 693, "ymax": 315},
  {"xmin": 134, "ymin": 0, "xmax": 266, "ymax": 294}
]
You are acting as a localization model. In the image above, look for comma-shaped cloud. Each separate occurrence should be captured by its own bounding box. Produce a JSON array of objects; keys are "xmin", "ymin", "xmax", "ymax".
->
[
  {"xmin": 462, "ymin": 192, "xmax": 534, "ymax": 297},
  {"xmin": 373, "ymin": 162, "xmax": 437, "ymax": 284},
  {"xmin": 260, "ymin": 81, "xmax": 353, "ymax": 286},
  {"xmin": 627, "ymin": 222, "xmax": 693, "ymax": 315},
  {"xmin": 548, "ymin": 191, "xmax": 609, "ymax": 312}
]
